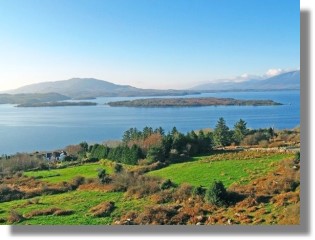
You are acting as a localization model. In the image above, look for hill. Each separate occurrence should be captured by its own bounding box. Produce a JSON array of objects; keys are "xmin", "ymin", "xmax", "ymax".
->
[
  {"xmin": 9, "ymin": 78, "xmax": 200, "ymax": 98},
  {"xmin": 0, "ymin": 93, "xmax": 70, "ymax": 105},
  {"xmin": 192, "ymin": 70, "xmax": 300, "ymax": 91}
]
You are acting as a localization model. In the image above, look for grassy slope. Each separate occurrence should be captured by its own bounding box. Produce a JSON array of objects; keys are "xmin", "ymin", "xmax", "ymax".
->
[
  {"xmin": 24, "ymin": 163, "xmax": 113, "ymax": 183},
  {"xmin": 148, "ymin": 153, "xmax": 293, "ymax": 187},
  {"xmin": 0, "ymin": 190, "xmax": 149, "ymax": 225},
  {"xmin": 1, "ymin": 152, "xmax": 296, "ymax": 225}
]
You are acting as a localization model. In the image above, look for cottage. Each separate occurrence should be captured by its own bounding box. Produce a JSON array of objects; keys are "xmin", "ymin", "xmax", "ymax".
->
[{"xmin": 45, "ymin": 151, "xmax": 67, "ymax": 161}]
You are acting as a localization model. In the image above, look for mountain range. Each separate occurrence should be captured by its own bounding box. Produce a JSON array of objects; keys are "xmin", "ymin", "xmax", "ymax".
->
[
  {"xmin": 191, "ymin": 70, "xmax": 300, "ymax": 91},
  {"xmin": 8, "ymin": 78, "xmax": 199, "ymax": 99},
  {"xmin": 6, "ymin": 70, "xmax": 300, "ymax": 100}
]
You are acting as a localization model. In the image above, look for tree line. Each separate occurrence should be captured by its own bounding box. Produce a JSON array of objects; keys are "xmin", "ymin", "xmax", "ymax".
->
[{"xmin": 72, "ymin": 117, "xmax": 275, "ymax": 165}]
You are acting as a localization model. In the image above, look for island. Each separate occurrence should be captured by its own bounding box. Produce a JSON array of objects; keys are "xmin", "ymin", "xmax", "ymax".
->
[
  {"xmin": 16, "ymin": 101, "xmax": 97, "ymax": 107},
  {"xmin": 107, "ymin": 97, "xmax": 282, "ymax": 107}
]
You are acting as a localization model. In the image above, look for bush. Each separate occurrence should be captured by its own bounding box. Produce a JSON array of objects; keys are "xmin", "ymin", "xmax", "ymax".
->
[
  {"xmin": 70, "ymin": 176, "xmax": 85, "ymax": 188},
  {"xmin": 294, "ymin": 152, "xmax": 300, "ymax": 163},
  {"xmin": 172, "ymin": 183, "xmax": 193, "ymax": 202},
  {"xmin": 193, "ymin": 186, "xmax": 206, "ymax": 197},
  {"xmin": 53, "ymin": 209, "xmax": 75, "ymax": 216},
  {"xmin": 89, "ymin": 201, "xmax": 115, "ymax": 217},
  {"xmin": 8, "ymin": 210, "xmax": 25, "ymax": 224},
  {"xmin": 160, "ymin": 179, "xmax": 175, "ymax": 190},
  {"xmin": 242, "ymin": 132, "xmax": 268, "ymax": 146},
  {"xmin": 0, "ymin": 184, "xmax": 25, "ymax": 203},
  {"xmin": 258, "ymin": 140, "xmax": 269, "ymax": 148},
  {"xmin": 114, "ymin": 163, "xmax": 123, "ymax": 173},
  {"xmin": 25, "ymin": 208, "xmax": 62, "ymax": 218},
  {"xmin": 125, "ymin": 175, "xmax": 160, "ymax": 198},
  {"xmin": 111, "ymin": 172, "xmax": 161, "ymax": 198},
  {"xmin": 97, "ymin": 169, "xmax": 111, "ymax": 184},
  {"xmin": 134, "ymin": 205, "xmax": 178, "ymax": 225},
  {"xmin": 205, "ymin": 181, "xmax": 228, "ymax": 206}
]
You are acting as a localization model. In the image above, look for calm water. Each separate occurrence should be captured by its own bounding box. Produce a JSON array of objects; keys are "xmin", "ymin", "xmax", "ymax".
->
[{"xmin": 0, "ymin": 90, "xmax": 300, "ymax": 154}]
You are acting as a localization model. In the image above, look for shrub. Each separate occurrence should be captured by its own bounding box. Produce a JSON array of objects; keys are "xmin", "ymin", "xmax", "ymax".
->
[
  {"xmin": 97, "ymin": 169, "xmax": 111, "ymax": 184},
  {"xmin": 205, "ymin": 181, "xmax": 228, "ymax": 206},
  {"xmin": 112, "ymin": 171, "xmax": 160, "ymax": 197},
  {"xmin": 111, "ymin": 172, "xmax": 134, "ymax": 191},
  {"xmin": 114, "ymin": 163, "xmax": 123, "ymax": 173},
  {"xmin": 160, "ymin": 179, "xmax": 175, "ymax": 190},
  {"xmin": 14, "ymin": 171, "xmax": 23, "ymax": 178},
  {"xmin": 258, "ymin": 140, "xmax": 269, "ymax": 148},
  {"xmin": 193, "ymin": 186, "xmax": 206, "ymax": 197},
  {"xmin": 25, "ymin": 208, "xmax": 62, "ymax": 218},
  {"xmin": 70, "ymin": 176, "xmax": 85, "ymax": 188},
  {"xmin": 125, "ymin": 175, "xmax": 160, "ymax": 198},
  {"xmin": 0, "ymin": 184, "xmax": 24, "ymax": 203},
  {"xmin": 172, "ymin": 183, "xmax": 193, "ymax": 202},
  {"xmin": 53, "ymin": 209, "xmax": 75, "ymax": 216},
  {"xmin": 89, "ymin": 201, "xmax": 115, "ymax": 217},
  {"xmin": 134, "ymin": 205, "xmax": 178, "ymax": 225},
  {"xmin": 150, "ymin": 189, "xmax": 174, "ymax": 204},
  {"xmin": 242, "ymin": 132, "xmax": 268, "ymax": 146},
  {"xmin": 294, "ymin": 152, "xmax": 300, "ymax": 163},
  {"xmin": 8, "ymin": 210, "xmax": 25, "ymax": 224}
]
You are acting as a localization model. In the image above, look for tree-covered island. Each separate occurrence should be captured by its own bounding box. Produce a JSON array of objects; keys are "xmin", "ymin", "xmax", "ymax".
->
[{"xmin": 107, "ymin": 97, "xmax": 282, "ymax": 107}]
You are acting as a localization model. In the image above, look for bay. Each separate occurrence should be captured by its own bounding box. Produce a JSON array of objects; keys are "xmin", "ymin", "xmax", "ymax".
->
[{"xmin": 0, "ymin": 90, "xmax": 300, "ymax": 155}]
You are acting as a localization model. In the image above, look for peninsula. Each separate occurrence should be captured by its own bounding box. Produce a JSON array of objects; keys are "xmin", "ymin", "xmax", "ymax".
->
[{"xmin": 16, "ymin": 101, "xmax": 97, "ymax": 107}]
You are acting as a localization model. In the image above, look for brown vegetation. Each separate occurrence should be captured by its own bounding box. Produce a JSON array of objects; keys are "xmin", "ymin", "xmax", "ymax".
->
[
  {"xmin": 115, "ymin": 157, "xmax": 299, "ymax": 225},
  {"xmin": 25, "ymin": 207, "xmax": 62, "ymax": 218},
  {"xmin": 7, "ymin": 210, "xmax": 25, "ymax": 224},
  {"xmin": 0, "ymin": 175, "xmax": 86, "ymax": 203},
  {"xmin": 89, "ymin": 201, "xmax": 115, "ymax": 217}
]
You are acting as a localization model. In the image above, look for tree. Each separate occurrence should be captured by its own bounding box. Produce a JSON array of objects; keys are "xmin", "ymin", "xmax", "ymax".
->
[
  {"xmin": 154, "ymin": 127, "xmax": 165, "ymax": 136},
  {"xmin": 90, "ymin": 144, "xmax": 109, "ymax": 160},
  {"xmin": 233, "ymin": 119, "xmax": 248, "ymax": 145},
  {"xmin": 147, "ymin": 145, "xmax": 165, "ymax": 163},
  {"xmin": 172, "ymin": 132, "xmax": 187, "ymax": 152},
  {"xmin": 79, "ymin": 142, "xmax": 89, "ymax": 152},
  {"xmin": 171, "ymin": 126, "xmax": 178, "ymax": 136},
  {"xmin": 205, "ymin": 181, "xmax": 228, "ymax": 206},
  {"xmin": 213, "ymin": 118, "xmax": 230, "ymax": 147},
  {"xmin": 142, "ymin": 126, "xmax": 153, "ymax": 139},
  {"xmin": 198, "ymin": 131, "xmax": 213, "ymax": 153}
]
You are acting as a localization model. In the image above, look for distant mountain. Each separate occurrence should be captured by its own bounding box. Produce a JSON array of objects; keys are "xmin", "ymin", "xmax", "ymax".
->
[
  {"xmin": 192, "ymin": 70, "xmax": 300, "ymax": 91},
  {"xmin": 9, "ymin": 78, "xmax": 200, "ymax": 98}
]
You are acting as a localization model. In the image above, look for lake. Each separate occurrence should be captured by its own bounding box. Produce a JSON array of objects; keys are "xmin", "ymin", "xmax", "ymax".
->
[{"xmin": 0, "ymin": 90, "xmax": 300, "ymax": 155}]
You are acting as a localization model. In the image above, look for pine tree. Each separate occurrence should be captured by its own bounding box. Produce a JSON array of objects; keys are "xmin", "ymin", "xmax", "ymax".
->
[
  {"xmin": 213, "ymin": 117, "xmax": 230, "ymax": 147},
  {"xmin": 233, "ymin": 119, "xmax": 248, "ymax": 145}
]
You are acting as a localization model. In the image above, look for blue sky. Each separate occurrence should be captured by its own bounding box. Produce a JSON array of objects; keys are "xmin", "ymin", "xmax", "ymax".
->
[{"xmin": 0, "ymin": 0, "xmax": 300, "ymax": 90}]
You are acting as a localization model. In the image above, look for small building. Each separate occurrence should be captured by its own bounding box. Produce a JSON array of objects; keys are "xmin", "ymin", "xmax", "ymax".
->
[
  {"xmin": 45, "ymin": 151, "xmax": 67, "ymax": 161},
  {"xmin": 45, "ymin": 152, "xmax": 52, "ymax": 160}
]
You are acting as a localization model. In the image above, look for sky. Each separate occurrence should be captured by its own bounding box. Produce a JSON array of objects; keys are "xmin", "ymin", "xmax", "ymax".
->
[{"xmin": 0, "ymin": 0, "xmax": 300, "ymax": 91}]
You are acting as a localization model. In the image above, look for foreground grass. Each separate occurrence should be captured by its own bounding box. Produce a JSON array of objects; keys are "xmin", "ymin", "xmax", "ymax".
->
[
  {"xmin": 148, "ymin": 152, "xmax": 293, "ymax": 187},
  {"xmin": 24, "ymin": 163, "xmax": 112, "ymax": 183},
  {"xmin": 0, "ymin": 190, "xmax": 149, "ymax": 225}
]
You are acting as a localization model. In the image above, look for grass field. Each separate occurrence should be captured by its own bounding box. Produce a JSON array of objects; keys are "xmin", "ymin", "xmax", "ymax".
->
[
  {"xmin": 24, "ymin": 163, "xmax": 112, "ymax": 183},
  {"xmin": 0, "ymin": 151, "xmax": 298, "ymax": 225},
  {"xmin": 0, "ymin": 190, "xmax": 149, "ymax": 225},
  {"xmin": 148, "ymin": 152, "xmax": 293, "ymax": 187}
]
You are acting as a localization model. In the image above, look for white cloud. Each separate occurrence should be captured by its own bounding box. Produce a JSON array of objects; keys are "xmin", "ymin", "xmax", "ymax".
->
[
  {"xmin": 265, "ymin": 68, "xmax": 285, "ymax": 77},
  {"xmin": 211, "ymin": 73, "xmax": 261, "ymax": 83},
  {"xmin": 201, "ymin": 67, "xmax": 297, "ymax": 86}
]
